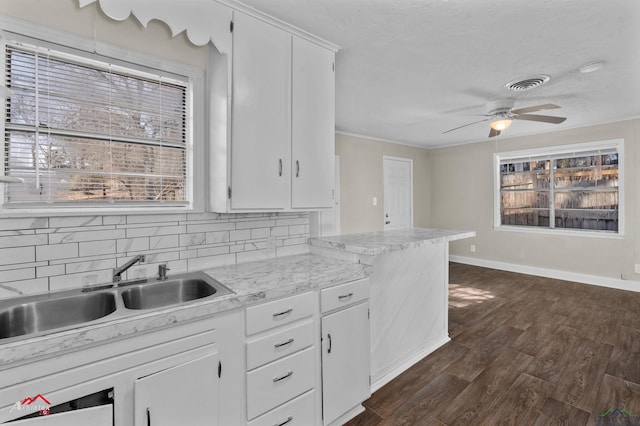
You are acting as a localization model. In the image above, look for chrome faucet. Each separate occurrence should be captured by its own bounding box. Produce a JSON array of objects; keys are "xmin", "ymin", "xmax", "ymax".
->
[{"xmin": 113, "ymin": 255, "xmax": 146, "ymax": 283}]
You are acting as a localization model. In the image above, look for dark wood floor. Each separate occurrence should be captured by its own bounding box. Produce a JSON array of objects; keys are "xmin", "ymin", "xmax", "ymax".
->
[{"xmin": 345, "ymin": 262, "xmax": 640, "ymax": 426}]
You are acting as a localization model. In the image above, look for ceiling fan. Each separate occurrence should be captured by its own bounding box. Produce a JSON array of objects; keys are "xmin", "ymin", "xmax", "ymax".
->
[{"xmin": 442, "ymin": 100, "xmax": 567, "ymax": 138}]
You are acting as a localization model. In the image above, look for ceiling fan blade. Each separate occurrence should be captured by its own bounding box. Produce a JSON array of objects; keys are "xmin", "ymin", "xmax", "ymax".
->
[
  {"xmin": 442, "ymin": 118, "xmax": 490, "ymax": 134},
  {"xmin": 489, "ymin": 128, "xmax": 501, "ymax": 138},
  {"xmin": 511, "ymin": 104, "xmax": 561, "ymax": 114},
  {"xmin": 515, "ymin": 114, "xmax": 567, "ymax": 124}
]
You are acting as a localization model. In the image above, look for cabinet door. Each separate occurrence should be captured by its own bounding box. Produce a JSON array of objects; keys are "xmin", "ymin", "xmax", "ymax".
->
[
  {"xmin": 321, "ymin": 302, "xmax": 370, "ymax": 425},
  {"xmin": 291, "ymin": 36, "xmax": 335, "ymax": 209},
  {"xmin": 231, "ymin": 12, "xmax": 291, "ymax": 209},
  {"xmin": 134, "ymin": 352, "xmax": 219, "ymax": 426},
  {"xmin": 9, "ymin": 405, "xmax": 112, "ymax": 426}
]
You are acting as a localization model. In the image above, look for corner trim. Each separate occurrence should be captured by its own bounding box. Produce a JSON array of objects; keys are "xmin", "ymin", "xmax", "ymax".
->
[{"xmin": 450, "ymin": 255, "xmax": 640, "ymax": 293}]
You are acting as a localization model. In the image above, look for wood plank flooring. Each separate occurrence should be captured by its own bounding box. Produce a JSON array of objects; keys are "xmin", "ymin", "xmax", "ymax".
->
[{"xmin": 345, "ymin": 262, "xmax": 640, "ymax": 426}]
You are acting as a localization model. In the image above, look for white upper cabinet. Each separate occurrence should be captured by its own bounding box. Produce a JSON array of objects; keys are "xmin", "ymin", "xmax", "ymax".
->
[
  {"xmin": 230, "ymin": 12, "xmax": 291, "ymax": 210},
  {"xmin": 208, "ymin": 9, "xmax": 338, "ymax": 213},
  {"xmin": 291, "ymin": 37, "xmax": 335, "ymax": 209}
]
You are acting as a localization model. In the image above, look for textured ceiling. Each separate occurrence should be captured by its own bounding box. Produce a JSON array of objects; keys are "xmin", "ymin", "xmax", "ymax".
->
[{"xmin": 240, "ymin": 0, "xmax": 640, "ymax": 147}]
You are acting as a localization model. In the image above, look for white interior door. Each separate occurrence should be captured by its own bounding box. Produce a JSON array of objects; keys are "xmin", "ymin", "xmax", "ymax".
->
[{"xmin": 383, "ymin": 156, "xmax": 413, "ymax": 230}]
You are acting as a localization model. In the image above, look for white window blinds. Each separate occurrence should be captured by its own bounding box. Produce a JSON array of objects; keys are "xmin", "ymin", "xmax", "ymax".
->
[{"xmin": 3, "ymin": 40, "xmax": 189, "ymax": 207}]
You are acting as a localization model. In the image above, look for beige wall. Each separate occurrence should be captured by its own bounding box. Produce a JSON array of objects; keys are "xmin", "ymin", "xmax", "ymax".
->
[
  {"xmin": 430, "ymin": 118, "xmax": 640, "ymax": 282},
  {"xmin": 336, "ymin": 132, "xmax": 431, "ymax": 234},
  {"xmin": 0, "ymin": 0, "xmax": 207, "ymax": 69}
]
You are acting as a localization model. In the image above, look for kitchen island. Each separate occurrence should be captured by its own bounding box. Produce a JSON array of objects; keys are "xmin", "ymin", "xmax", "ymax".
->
[{"xmin": 310, "ymin": 227, "xmax": 475, "ymax": 390}]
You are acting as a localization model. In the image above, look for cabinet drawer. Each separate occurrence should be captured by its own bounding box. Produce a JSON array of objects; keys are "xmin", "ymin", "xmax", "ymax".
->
[
  {"xmin": 248, "ymin": 390, "xmax": 315, "ymax": 426},
  {"xmin": 321, "ymin": 278, "xmax": 369, "ymax": 313},
  {"xmin": 246, "ymin": 292, "xmax": 314, "ymax": 335},
  {"xmin": 247, "ymin": 319, "xmax": 314, "ymax": 370},
  {"xmin": 246, "ymin": 347, "xmax": 315, "ymax": 420}
]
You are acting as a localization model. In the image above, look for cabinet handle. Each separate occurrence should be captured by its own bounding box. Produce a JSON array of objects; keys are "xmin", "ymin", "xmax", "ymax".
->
[
  {"xmin": 328, "ymin": 333, "xmax": 332, "ymax": 354},
  {"xmin": 296, "ymin": 160, "xmax": 300, "ymax": 178},
  {"xmin": 278, "ymin": 158, "xmax": 283, "ymax": 177},
  {"xmin": 274, "ymin": 416, "xmax": 293, "ymax": 426},
  {"xmin": 273, "ymin": 308, "xmax": 293, "ymax": 318},
  {"xmin": 274, "ymin": 338, "xmax": 295, "ymax": 348},
  {"xmin": 146, "ymin": 407, "xmax": 151, "ymax": 426},
  {"xmin": 338, "ymin": 292, "xmax": 354, "ymax": 300},
  {"xmin": 273, "ymin": 370, "xmax": 293, "ymax": 382}
]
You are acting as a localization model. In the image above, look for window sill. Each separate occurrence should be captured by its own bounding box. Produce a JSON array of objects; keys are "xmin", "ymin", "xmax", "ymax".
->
[
  {"xmin": 0, "ymin": 205, "xmax": 199, "ymax": 218},
  {"xmin": 493, "ymin": 225, "xmax": 624, "ymax": 240}
]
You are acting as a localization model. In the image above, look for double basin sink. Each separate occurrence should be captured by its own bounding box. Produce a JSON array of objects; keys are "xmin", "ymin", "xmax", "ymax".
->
[{"xmin": 0, "ymin": 272, "xmax": 234, "ymax": 341}]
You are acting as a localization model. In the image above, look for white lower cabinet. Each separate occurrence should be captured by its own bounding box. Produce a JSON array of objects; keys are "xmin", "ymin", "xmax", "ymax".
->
[
  {"xmin": 9, "ymin": 406, "xmax": 112, "ymax": 426},
  {"xmin": 248, "ymin": 390, "xmax": 315, "ymax": 426},
  {"xmin": 245, "ymin": 291, "xmax": 317, "ymax": 424},
  {"xmin": 321, "ymin": 279, "xmax": 371, "ymax": 425},
  {"xmin": 134, "ymin": 352, "xmax": 219, "ymax": 426}
]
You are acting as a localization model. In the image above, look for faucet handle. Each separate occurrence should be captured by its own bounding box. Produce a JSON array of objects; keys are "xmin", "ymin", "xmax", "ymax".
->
[{"xmin": 158, "ymin": 264, "xmax": 170, "ymax": 280}]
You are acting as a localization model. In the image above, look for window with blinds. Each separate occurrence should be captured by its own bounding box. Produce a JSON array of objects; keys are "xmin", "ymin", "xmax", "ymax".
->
[
  {"xmin": 2, "ymin": 39, "xmax": 189, "ymax": 208},
  {"xmin": 495, "ymin": 141, "xmax": 623, "ymax": 234}
]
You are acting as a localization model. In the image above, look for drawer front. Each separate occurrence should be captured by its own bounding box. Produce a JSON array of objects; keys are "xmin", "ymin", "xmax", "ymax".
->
[
  {"xmin": 246, "ymin": 292, "xmax": 314, "ymax": 335},
  {"xmin": 321, "ymin": 278, "xmax": 369, "ymax": 313},
  {"xmin": 246, "ymin": 347, "xmax": 315, "ymax": 420},
  {"xmin": 247, "ymin": 319, "xmax": 315, "ymax": 370},
  {"xmin": 248, "ymin": 390, "xmax": 315, "ymax": 426}
]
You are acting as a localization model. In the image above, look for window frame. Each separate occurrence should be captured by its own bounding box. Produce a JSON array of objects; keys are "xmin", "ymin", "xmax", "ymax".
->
[
  {"xmin": 0, "ymin": 16, "xmax": 204, "ymax": 217},
  {"xmin": 493, "ymin": 139, "xmax": 624, "ymax": 238}
]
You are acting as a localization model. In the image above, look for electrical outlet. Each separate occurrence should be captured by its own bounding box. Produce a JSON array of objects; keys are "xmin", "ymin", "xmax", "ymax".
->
[
  {"xmin": 470, "ymin": 244, "xmax": 476, "ymax": 253},
  {"xmin": 635, "ymin": 264, "xmax": 640, "ymax": 274},
  {"xmin": 372, "ymin": 197, "xmax": 377, "ymax": 206}
]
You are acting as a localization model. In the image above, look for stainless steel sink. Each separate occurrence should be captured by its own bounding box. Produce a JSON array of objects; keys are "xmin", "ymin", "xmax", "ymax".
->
[
  {"xmin": 121, "ymin": 272, "xmax": 233, "ymax": 310},
  {"xmin": 0, "ymin": 292, "xmax": 116, "ymax": 339}
]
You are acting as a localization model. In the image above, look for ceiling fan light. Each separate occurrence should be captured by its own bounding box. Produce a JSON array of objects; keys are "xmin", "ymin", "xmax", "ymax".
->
[{"xmin": 490, "ymin": 119, "xmax": 512, "ymax": 131}]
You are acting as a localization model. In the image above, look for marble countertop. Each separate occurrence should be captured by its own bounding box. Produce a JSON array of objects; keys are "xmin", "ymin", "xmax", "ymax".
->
[
  {"xmin": 0, "ymin": 254, "xmax": 369, "ymax": 367},
  {"xmin": 309, "ymin": 227, "xmax": 476, "ymax": 256}
]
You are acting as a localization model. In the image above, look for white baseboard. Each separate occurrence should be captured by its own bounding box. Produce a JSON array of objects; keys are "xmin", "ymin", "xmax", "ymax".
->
[
  {"xmin": 370, "ymin": 335, "xmax": 450, "ymax": 393},
  {"xmin": 450, "ymin": 255, "xmax": 640, "ymax": 293}
]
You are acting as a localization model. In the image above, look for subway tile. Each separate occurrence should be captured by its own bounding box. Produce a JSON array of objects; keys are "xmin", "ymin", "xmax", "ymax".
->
[
  {"xmin": 0, "ymin": 229, "xmax": 36, "ymax": 237},
  {"xmin": 36, "ymin": 243, "xmax": 79, "ymax": 261},
  {"xmin": 251, "ymin": 228, "xmax": 270, "ymax": 239},
  {"xmin": 103, "ymin": 215, "xmax": 127, "ymax": 225},
  {"xmin": 180, "ymin": 233, "xmax": 206, "ymax": 247},
  {"xmin": 197, "ymin": 246, "xmax": 230, "ymax": 257},
  {"xmin": 49, "ymin": 216, "xmax": 102, "ymax": 228},
  {"xmin": 0, "ymin": 267, "xmax": 35, "ymax": 283},
  {"xmin": 49, "ymin": 229, "xmax": 125, "ymax": 244},
  {"xmin": 0, "ymin": 217, "xmax": 48, "ymax": 232},
  {"xmin": 270, "ymin": 226, "xmax": 289, "ymax": 237},
  {"xmin": 126, "ymin": 214, "xmax": 186, "ymax": 224},
  {"xmin": 187, "ymin": 222, "xmax": 235, "ymax": 233},
  {"xmin": 180, "ymin": 249, "xmax": 199, "ymax": 259},
  {"xmin": 188, "ymin": 253, "xmax": 236, "ymax": 270},
  {"xmin": 0, "ymin": 246, "xmax": 35, "ymax": 266},
  {"xmin": 126, "ymin": 225, "xmax": 186, "ymax": 238},
  {"xmin": 283, "ymin": 237, "xmax": 308, "ymax": 246},
  {"xmin": 66, "ymin": 258, "xmax": 117, "ymax": 274},
  {"xmin": 0, "ymin": 233, "xmax": 48, "ymax": 249},
  {"xmin": 206, "ymin": 230, "xmax": 230, "ymax": 244},
  {"xmin": 150, "ymin": 235, "xmax": 180, "ymax": 250},
  {"xmin": 288, "ymin": 225, "xmax": 307, "ymax": 235},
  {"xmin": 37, "ymin": 264, "xmax": 66, "ymax": 278},
  {"xmin": 235, "ymin": 219, "xmax": 276, "ymax": 230},
  {"xmin": 117, "ymin": 237, "xmax": 150, "ymax": 253},
  {"xmin": 244, "ymin": 241, "xmax": 268, "ymax": 251},
  {"xmin": 79, "ymin": 240, "xmax": 117, "ymax": 257},
  {"xmin": 230, "ymin": 229, "xmax": 251, "ymax": 241},
  {"xmin": 276, "ymin": 217, "xmax": 309, "ymax": 226},
  {"xmin": 230, "ymin": 244, "xmax": 244, "ymax": 253},
  {"xmin": 183, "ymin": 212, "xmax": 224, "ymax": 222}
]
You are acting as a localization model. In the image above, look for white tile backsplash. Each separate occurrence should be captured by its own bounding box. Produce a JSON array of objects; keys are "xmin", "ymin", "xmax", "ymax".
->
[{"xmin": 0, "ymin": 212, "xmax": 310, "ymax": 300}]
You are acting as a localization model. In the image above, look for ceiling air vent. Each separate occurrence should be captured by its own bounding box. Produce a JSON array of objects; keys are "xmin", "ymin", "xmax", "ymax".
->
[{"xmin": 505, "ymin": 75, "xmax": 550, "ymax": 92}]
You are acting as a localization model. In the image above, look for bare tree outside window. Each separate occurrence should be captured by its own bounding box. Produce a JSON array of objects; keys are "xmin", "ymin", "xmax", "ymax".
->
[{"xmin": 3, "ymin": 44, "xmax": 188, "ymax": 206}]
